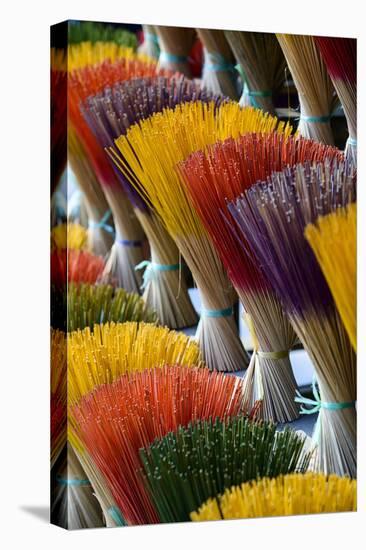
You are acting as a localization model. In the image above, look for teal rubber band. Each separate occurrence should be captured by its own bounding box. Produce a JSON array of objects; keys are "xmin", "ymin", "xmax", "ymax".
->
[
  {"xmin": 204, "ymin": 51, "xmax": 235, "ymax": 73},
  {"xmin": 107, "ymin": 506, "xmax": 127, "ymax": 526},
  {"xmin": 347, "ymin": 137, "xmax": 357, "ymax": 147},
  {"xmin": 88, "ymin": 209, "xmax": 114, "ymax": 235},
  {"xmin": 145, "ymin": 32, "xmax": 159, "ymax": 45},
  {"xmin": 300, "ymin": 114, "xmax": 331, "ymax": 123},
  {"xmin": 201, "ymin": 306, "xmax": 233, "ymax": 318},
  {"xmin": 159, "ymin": 51, "xmax": 188, "ymax": 64},
  {"xmin": 295, "ymin": 378, "xmax": 356, "ymax": 415},
  {"xmin": 56, "ymin": 475, "xmax": 91, "ymax": 486},
  {"xmin": 135, "ymin": 260, "xmax": 180, "ymax": 290}
]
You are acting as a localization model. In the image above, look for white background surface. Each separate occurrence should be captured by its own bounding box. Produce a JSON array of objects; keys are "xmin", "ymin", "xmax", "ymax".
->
[{"xmin": 0, "ymin": 1, "xmax": 365, "ymax": 548}]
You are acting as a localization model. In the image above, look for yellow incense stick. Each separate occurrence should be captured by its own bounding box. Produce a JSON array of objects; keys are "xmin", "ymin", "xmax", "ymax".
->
[
  {"xmin": 112, "ymin": 101, "xmax": 291, "ymax": 239},
  {"xmin": 191, "ymin": 473, "xmax": 356, "ymax": 521},
  {"xmin": 51, "ymin": 223, "xmax": 88, "ymax": 251},
  {"xmin": 305, "ymin": 203, "xmax": 356, "ymax": 351},
  {"xmin": 68, "ymin": 321, "xmax": 202, "ymax": 405}
]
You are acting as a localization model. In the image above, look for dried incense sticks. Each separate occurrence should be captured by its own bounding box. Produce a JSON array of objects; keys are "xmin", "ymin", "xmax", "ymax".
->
[
  {"xmin": 71, "ymin": 366, "xmax": 246, "ymax": 525},
  {"xmin": 276, "ymin": 34, "xmax": 335, "ymax": 144},
  {"xmin": 68, "ymin": 21, "xmax": 138, "ymax": 50},
  {"xmin": 67, "ymin": 321, "xmax": 201, "ymax": 405},
  {"xmin": 228, "ymin": 160, "xmax": 356, "ymax": 477},
  {"xmin": 225, "ymin": 31, "xmax": 286, "ymax": 113},
  {"xmin": 67, "ymin": 283, "xmax": 158, "ymax": 331},
  {"xmin": 179, "ymin": 134, "xmax": 342, "ymax": 421},
  {"xmin": 68, "ymin": 125, "xmax": 114, "ymax": 257},
  {"xmin": 305, "ymin": 203, "xmax": 357, "ymax": 351},
  {"xmin": 315, "ymin": 37, "xmax": 357, "ymax": 164},
  {"xmin": 83, "ymin": 76, "xmax": 221, "ymax": 329},
  {"xmin": 111, "ymin": 101, "xmax": 291, "ymax": 372},
  {"xmin": 155, "ymin": 25, "xmax": 196, "ymax": 76},
  {"xmin": 140, "ymin": 417, "xmax": 309, "ymax": 523},
  {"xmin": 51, "ymin": 249, "xmax": 105, "ymax": 288},
  {"xmin": 196, "ymin": 29, "xmax": 238, "ymax": 99},
  {"xmin": 139, "ymin": 25, "xmax": 160, "ymax": 59},
  {"xmin": 51, "ymin": 330, "xmax": 67, "ymax": 469},
  {"xmin": 191, "ymin": 473, "xmax": 357, "ymax": 521}
]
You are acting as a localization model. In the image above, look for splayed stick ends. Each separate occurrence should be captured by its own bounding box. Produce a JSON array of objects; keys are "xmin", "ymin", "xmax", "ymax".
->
[
  {"xmin": 228, "ymin": 160, "xmax": 356, "ymax": 477},
  {"xmin": 191, "ymin": 473, "xmax": 357, "ymax": 521}
]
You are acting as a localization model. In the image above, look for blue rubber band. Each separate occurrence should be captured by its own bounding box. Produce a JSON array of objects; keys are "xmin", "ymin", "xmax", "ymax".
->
[
  {"xmin": 88, "ymin": 209, "xmax": 114, "ymax": 235},
  {"xmin": 145, "ymin": 32, "xmax": 159, "ymax": 45},
  {"xmin": 135, "ymin": 260, "xmax": 180, "ymax": 290},
  {"xmin": 116, "ymin": 237, "xmax": 143, "ymax": 247},
  {"xmin": 204, "ymin": 51, "xmax": 235, "ymax": 73},
  {"xmin": 56, "ymin": 476, "xmax": 91, "ymax": 486},
  {"xmin": 300, "ymin": 115, "xmax": 331, "ymax": 123},
  {"xmin": 159, "ymin": 51, "xmax": 188, "ymax": 64},
  {"xmin": 201, "ymin": 306, "xmax": 233, "ymax": 318},
  {"xmin": 107, "ymin": 506, "xmax": 127, "ymax": 526},
  {"xmin": 347, "ymin": 137, "xmax": 357, "ymax": 147},
  {"xmin": 295, "ymin": 378, "xmax": 355, "ymax": 416}
]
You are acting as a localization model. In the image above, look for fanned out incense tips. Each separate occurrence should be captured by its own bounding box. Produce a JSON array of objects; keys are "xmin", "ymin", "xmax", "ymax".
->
[
  {"xmin": 67, "ymin": 283, "xmax": 158, "ymax": 332},
  {"xmin": 51, "ymin": 223, "xmax": 88, "ymax": 251},
  {"xmin": 305, "ymin": 203, "xmax": 357, "ymax": 352},
  {"xmin": 140, "ymin": 416, "xmax": 310, "ymax": 523},
  {"xmin": 179, "ymin": 134, "xmax": 342, "ymax": 422},
  {"xmin": 111, "ymin": 101, "xmax": 292, "ymax": 372},
  {"xmin": 314, "ymin": 37, "xmax": 357, "ymax": 164},
  {"xmin": 67, "ymin": 41, "xmax": 139, "ymax": 71},
  {"xmin": 227, "ymin": 160, "xmax": 356, "ymax": 477},
  {"xmin": 68, "ymin": 125, "xmax": 115, "ymax": 257},
  {"xmin": 68, "ymin": 21, "xmax": 138, "ymax": 50},
  {"xmin": 225, "ymin": 31, "xmax": 286, "ymax": 113},
  {"xmin": 276, "ymin": 34, "xmax": 335, "ymax": 144},
  {"xmin": 71, "ymin": 366, "xmax": 247, "ymax": 525},
  {"xmin": 196, "ymin": 29, "xmax": 238, "ymax": 99},
  {"xmin": 51, "ymin": 249, "xmax": 105, "ymax": 288},
  {"xmin": 51, "ymin": 330, "xmax": 67, "ymax": 469},
  {"xmin": 155, "ymin": 25, "xmax": 196, "ymax": 76},
  {"xmin": 191, "ymin": 473, "xmax": 357, "ymax": 521},
  {"xmin": 69, "ymin": 55, "xmax": 170, "ymax": 293},
  {"xmin": 139, "ymin": 25, "xmax": 160, "ymax": 59},
  {"xmin": 51, "ymin": 48, "xmax": 67, "ymax": 194},
  {"xmin": 68, "ymin": 321, "xmax": 201, "ymax": 405},
  {"xmin": 84, "ymin": 76, "xmax": 222, "ymax": 329}
]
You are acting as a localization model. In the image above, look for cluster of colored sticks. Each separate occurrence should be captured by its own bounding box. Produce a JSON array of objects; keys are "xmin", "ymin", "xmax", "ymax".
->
[{"xmin": 50, "ymin": 21, "xmax": 357, "ymax": 529}]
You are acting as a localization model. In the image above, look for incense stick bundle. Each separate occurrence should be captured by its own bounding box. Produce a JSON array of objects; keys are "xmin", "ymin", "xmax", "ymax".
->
[
  {"xmin": 68, "ymin": 126, "xmax": 114, "ymax": 256},
  {"xmin": 315, "ymin": 37, "xmax": 357, "ymax": 164},
  {"xmin": 155, "ymin": 25, "xmax": 196, "ymax": 76},
  {"xmin": 51, "ymin": 329, "xmax": 67, "ymax": 469},
  {"xmin": 51, "ymin": 223, "xmax": 88, "ymax": 251},
  {"xmin": 68, "ymin": 41, "xmax": 137, "ymax": 71},
  {"xmin": 191, "ymin": 473, "xmax": 357, "ymax": 521},
  {"xmin": 305, "ymin": 203, "xmax": 357, "ymax": 351},
  {"xmin": 67, "ymin": 283, "xmax": 157, "ymax": 332},
  {"xmin": 51, "ymin": 48, "xmax": 67, "ymax": 194},
  {"xmin": 84, "ymin": 76, "xmax": 218, "ymax": 328},
  {"xmin": 225, "ymin": 31, "xmax": 286, "ymax": 113},
  {"xmin": 196, "ymin": 29, "xmax": 238, "ymax": 99},
  {"xmin": 69, "ymin": 56, "xmax": 169, "ymax": 292},
  {"xmin": 112, "ymin": 102, "xmax": 291, "ymax": 372},
  {"xmin": 140, "ymin": 416, "xmax": 310, "ymax": 523},
  {"xmin": 138, "ymin": 25, "xmax": 160, "ymax": 59},
  {"xmin": 68, "ymin": 321, "xmax": 201, "ymax": 404},
  {"xmin": 51, "ymin": 443, "xmax": 105, "ymax": 529},
  {"xmin": 71, "ymin": 365, "xmax": 247, "ymax": 525},
  {"xmin": 179, "ymin": 134, "xmax": 341, "ymax": 421},
  {"xmin": 69, "ymin": 21, "xmax": 138, "ymax": 50},
  {"xmin": 228, "ymin": 160, "xmax": 356, "ymax": 477},
  {"xmin": 276, "ymin": 34, "xmax": 335, "ymax": 144}
]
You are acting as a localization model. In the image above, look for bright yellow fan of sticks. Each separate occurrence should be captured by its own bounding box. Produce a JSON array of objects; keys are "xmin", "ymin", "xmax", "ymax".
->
[
  {"xmin": 111, "ymin": 101, "xmax": 292, "ymax": 238},
  {"xmin": 68, "ymin": 41, "xmax": 152, "ymax": 71},
  {"xmin": 68, "ymin": 321, "xmax": 202, "ymax": 405},
  {"xmin": 51, "ymin": 223, "xmax": 88, "ymax": 251},
  {"xmin": 305, "ymin": 203, "xmax": 356, "ymax": 351},
  {"xmin": 191, "ymin": 473, "xmax": 356, "ymax": 521}
]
